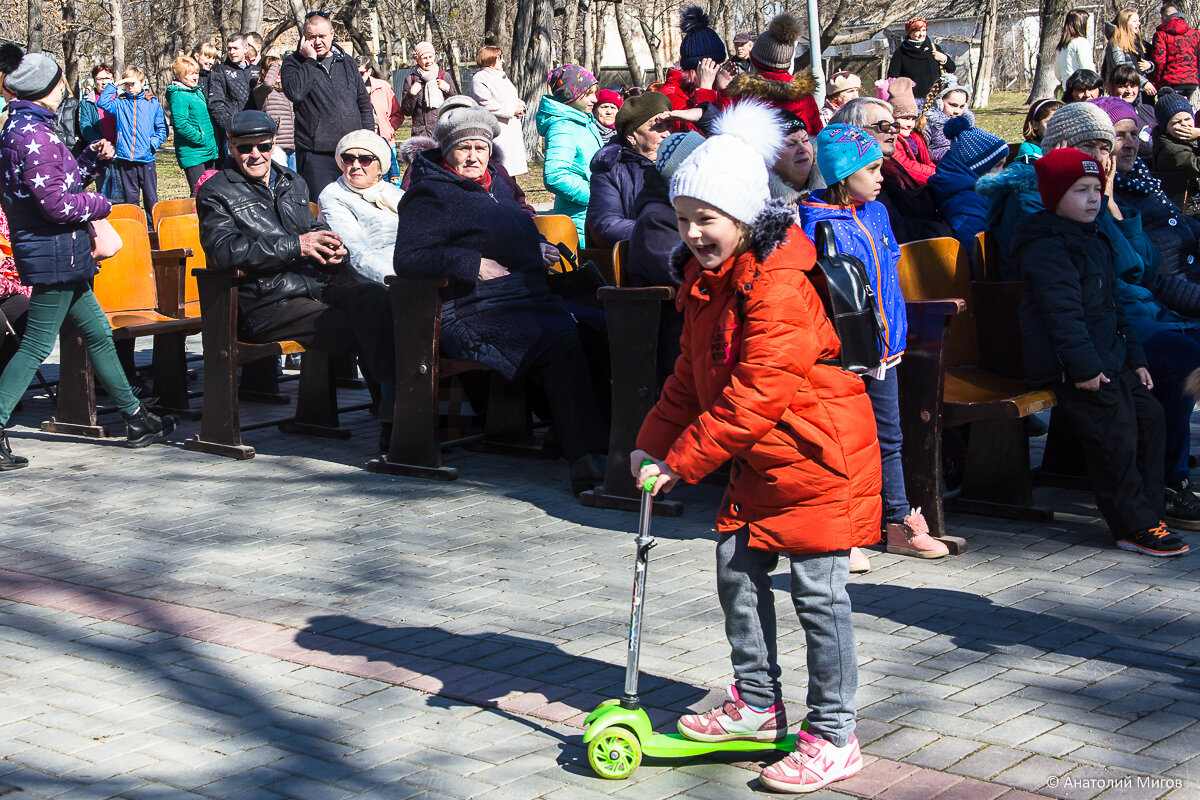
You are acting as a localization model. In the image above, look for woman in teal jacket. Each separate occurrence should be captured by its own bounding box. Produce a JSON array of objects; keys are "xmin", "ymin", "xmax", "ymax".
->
[
  {"xmin": 536, "ymin": 65, "xmax": 602, "ymax": 244},
  {"xmin": 164, "ymin": 56, "xmax": 219, "ymax": 195}
]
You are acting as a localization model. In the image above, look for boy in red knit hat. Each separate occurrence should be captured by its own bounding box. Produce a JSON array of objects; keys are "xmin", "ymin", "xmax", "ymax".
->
[{"xmin": 1013, "ymin": 148, "xmax": 1190, "ymax": 557}]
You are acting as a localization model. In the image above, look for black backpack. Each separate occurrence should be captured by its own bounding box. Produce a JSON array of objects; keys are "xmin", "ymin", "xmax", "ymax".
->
[{"xmin": 808, "ymin": 221, "xmax": 885, "ymax": 374}]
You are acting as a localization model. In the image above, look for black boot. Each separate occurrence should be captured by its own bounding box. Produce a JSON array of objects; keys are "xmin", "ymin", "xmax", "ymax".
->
[
  {"xmin": 0, "ymin": 428, "xmax": 28, "ymax": 471},
  {"xmin": 569, "ymin": 452, "xmax": 607, "ymax": 497},
  {"xmin": 122, "ymin": 405, "xmax": 178, "ymax": 448},
  {"xmin": 1165, "ymin": 479, "xmax": 1200, "ymax": 531}
]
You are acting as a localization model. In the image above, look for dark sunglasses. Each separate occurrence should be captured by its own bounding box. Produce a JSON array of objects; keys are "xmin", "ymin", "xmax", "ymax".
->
[
  {"xmin": 235, "ymin": 142, "xmax": 274, "ymax": 154},
  {"xmin": 340, "ymin": 152, "xmax": 379, "ymax": 166},
  {"xmin": 305, "ymin": 10, "xmax": 330, "ymax": 18},
  {"xmin": 865, "ymin": 120, "xmax": 899, "ymax": 133}
]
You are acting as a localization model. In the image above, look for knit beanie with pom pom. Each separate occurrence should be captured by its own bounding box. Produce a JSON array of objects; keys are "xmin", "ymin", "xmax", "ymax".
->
[
  {"xmin": 750, "ymin": 12, "xmax": 803, "ymax": 72},
  {"xmin": 678, "ymin": 6, "xmax": 727, "ymax": 71},
  {"xmin": 942, "ymin": 116, "xmax": 1009, "ymax": 175}
]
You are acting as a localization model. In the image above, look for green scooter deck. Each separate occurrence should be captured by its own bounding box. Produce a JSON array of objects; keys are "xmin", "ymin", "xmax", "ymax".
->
[{"xmin": 584, "ymin": 700, "xmax": 796, "ymax": 758}]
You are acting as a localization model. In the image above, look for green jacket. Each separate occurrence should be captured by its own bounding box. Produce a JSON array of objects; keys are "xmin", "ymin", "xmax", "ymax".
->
[
  {"xmin": 536, "ymin": 95, "xmax": 604, "ymax": 244},
  {"xmin": 165, "ymin": 82, "xmax": 218, "ymax": 169}
]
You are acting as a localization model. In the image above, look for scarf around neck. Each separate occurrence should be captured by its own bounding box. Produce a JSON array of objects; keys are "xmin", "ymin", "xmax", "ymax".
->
[
  {"xmin": 443, "ymin": 161, "xmax": 493, "ymax": 192},
  {"xmin": 417, "ymin": 66, "xmax": 445, "ymax": 110},
  {"xmin": 338, "ymin": 175, "xmax": 400, "ymax": 215}
]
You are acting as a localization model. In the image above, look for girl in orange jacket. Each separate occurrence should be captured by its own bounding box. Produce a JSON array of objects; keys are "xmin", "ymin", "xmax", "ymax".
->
[{"xmin": 631, "ymin": 101, "xmax": 882, "ymax": 795}]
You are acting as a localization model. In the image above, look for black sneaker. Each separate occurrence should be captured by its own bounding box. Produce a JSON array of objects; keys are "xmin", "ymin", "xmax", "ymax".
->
[
  {"xmin": 122, "ymin": 405, "xmax": 178, "ymax": 448},
  {"xmin": 0, "ymin": 428, "xmax": 28, "ymax": 471},
  {"xmin": 1116, "ymin": 522, "xmax": 1191, "ymax": 557},
  {"xmin": 1165, "ymin": 479, "xmax": 1200, "ymax": 531}
]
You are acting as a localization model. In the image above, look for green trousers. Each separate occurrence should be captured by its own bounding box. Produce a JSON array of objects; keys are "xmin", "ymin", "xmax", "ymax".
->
[{"xmin": 0, "ymin": 281, "xmax": 139, "ymax": 427}]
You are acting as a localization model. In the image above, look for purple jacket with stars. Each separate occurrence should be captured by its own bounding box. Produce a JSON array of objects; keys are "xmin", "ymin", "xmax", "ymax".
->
[{"xmin": 0, "ymin": 101, "xmax": 110, "ymax": 286}]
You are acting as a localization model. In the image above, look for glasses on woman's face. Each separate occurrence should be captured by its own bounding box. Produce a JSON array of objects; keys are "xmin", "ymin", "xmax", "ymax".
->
[
  {"xmin": 865, "ymin": 119, "xmax": 899, "ymax": 134},
  {"xmin": 340, "ymin": 153, "xmax": 378, "ymax": 167},
  {"xmin": 235, "ymin": 142, "xmax": 273, "ymax": 154}
]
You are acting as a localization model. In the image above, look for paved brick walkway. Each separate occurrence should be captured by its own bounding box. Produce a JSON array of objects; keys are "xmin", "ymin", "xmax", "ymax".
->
[{"xmin": 1, "ymin": 357, "xmax": 1198, "ymax": 799}]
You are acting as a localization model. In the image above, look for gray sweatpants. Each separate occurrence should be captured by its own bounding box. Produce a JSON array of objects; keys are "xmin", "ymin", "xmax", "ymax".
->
[{"xmin": 716, "ymin": 527, "xmax": 857, "ymax": 747}]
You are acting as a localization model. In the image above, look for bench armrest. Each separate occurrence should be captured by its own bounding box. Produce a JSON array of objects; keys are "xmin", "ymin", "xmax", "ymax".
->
[
  {"xmin": 905, "ymin": 298, "xmax": 966, "ymax": 317},
  {"xmin": 150, "ymin": 248, "xmax": 192, "ymax": 319}
]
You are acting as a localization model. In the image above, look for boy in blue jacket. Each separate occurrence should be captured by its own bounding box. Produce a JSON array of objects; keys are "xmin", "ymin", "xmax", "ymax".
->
[{"xmin": 98, "ymin": 66, "xmax": 168, "ymax": 215}]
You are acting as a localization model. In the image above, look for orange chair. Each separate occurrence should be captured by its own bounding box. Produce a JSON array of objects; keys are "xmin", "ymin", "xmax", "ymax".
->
[
  {"xmin": 152, "ymin": 198, "xmax": 196, "ymax": 232},
  {"xmin": 611, "ymin": 240, "xmax": 628, "ymax": 287},
  {"xmin": 156, "ymin": 214, "xmax": 204, "ymax": 318},
  {"xmin": 533, "ymin": 214, "xmax": 579, "ymax": 271},
  {"xmin": 107, "ymin": 203, "xmax": 148, "ymax": 228}
]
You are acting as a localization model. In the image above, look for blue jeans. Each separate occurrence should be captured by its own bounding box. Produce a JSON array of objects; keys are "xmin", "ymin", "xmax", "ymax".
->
[
  {"xmin": 717, "ymin": 528, "xmax": 857, "ymax": 747},
  {"xmin": 1143, "ymin": 328, "xmax": 1200, "ymax": 484},
  {"xmin": 862, "ymin": 368, "xmax": 908, "ymax": 524}
]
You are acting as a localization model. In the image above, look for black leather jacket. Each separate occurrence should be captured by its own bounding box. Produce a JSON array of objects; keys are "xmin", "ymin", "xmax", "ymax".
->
[{"xmin": 196, "ymin": 161, "xmax": 332, "ymax": 331}]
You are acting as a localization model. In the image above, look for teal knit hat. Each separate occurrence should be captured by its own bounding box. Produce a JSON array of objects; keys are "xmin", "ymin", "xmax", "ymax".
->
[{"xmin": 815, "ymin": 124, "xmax": 883, "ymax": 185}]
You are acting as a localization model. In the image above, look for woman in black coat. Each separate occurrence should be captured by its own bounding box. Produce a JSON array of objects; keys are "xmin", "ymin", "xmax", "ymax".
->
[
  {"xmin": 888, "ymin": 17, "xmax": 954, "ymax": 102},
  {"xmin": 393, "ymin": 103, "xmax": 609, "ymax": 494}
]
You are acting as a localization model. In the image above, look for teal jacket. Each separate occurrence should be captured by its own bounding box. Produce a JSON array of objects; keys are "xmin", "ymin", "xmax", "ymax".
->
[
  {"xmin": 165, "ymin": 82, "xmax": 218, "ymax": 169},
  {"xmin": 536, "ymin": 95, "xmax": 604, "ymax": 244}
]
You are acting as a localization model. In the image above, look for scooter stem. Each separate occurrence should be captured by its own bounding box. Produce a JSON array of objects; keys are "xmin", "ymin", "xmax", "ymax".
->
[{"xmin": 622, "ymin": 486, "xmax": 657, "ymax": 709}]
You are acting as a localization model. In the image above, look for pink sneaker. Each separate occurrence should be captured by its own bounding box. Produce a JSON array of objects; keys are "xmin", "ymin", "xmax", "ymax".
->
[
  {"xmin": 849, "ymin": 547, "xmax": 871, "ymax": 574},
  {"xmin": 886, "ymin": 508, "xmax": 949, "ymax": 559},
  {"xmin": 759, "ymin": 730, "xmax": 863, "ymax": 793},
  {"xmin": 677, "ymin": 685, "xmax": 787, "ymax": 742}
]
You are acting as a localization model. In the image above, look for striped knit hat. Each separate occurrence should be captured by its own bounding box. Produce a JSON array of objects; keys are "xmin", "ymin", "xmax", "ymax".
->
[{"xmin": 943, "ymin": 116, "xmax": 1009, "ymax": 175}]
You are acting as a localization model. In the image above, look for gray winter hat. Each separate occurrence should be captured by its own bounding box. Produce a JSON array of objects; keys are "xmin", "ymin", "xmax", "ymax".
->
[
  {"xmin": 0, "ymin": 44, "xmax": 62, "ymax": 102},
  {"xmin": 749, "ymin": 12, "xmax": 802, "ymax": 72},
  {"xmin": 1042, "ymin": 100, "xmax": 1115, "ymax": 150},
  {"xmin": 434, "ymin": 97, "xmax": 501, "ymax": 153}
]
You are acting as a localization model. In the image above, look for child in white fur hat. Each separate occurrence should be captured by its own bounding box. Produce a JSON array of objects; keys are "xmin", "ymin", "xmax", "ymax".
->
[{"xmin": 630, "ymin": 102, "xmax": 881, "ymax": 794}]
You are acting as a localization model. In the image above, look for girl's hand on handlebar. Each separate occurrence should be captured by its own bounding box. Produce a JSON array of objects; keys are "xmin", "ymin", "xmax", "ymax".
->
[{"xmin": 630, "ymin": 449, "xmax": 680, "ymax": 496}]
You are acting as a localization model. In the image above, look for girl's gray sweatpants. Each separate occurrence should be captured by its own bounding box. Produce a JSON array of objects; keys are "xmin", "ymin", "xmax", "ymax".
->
[{"xmin": 716, "ymin": 527, "xmax": 858, "ymax": 747}]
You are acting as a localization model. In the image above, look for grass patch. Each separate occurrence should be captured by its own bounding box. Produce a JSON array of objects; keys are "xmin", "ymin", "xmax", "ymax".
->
[{"xmin": 972, "ymin": 91, "xmax": 1031, "ymax": 144}]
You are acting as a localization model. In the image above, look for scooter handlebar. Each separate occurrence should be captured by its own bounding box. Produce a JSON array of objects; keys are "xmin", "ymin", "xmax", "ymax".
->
[{"xmin": 640, "ymin": 459, "xmax": 658, "ymax": 494}]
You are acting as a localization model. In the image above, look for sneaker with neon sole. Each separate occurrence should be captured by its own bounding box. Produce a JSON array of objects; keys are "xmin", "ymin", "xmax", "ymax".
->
[
  {"xmin": 677, "ymin": 685, "xmax": 787, "ymax": 742},
  {"xmin": 1116, "ymin": 521, "xmax": 1190, "ymax": 557},
  {"xmin": 759, "ymin": 730, "xmax": 863, "ymax": 793}
]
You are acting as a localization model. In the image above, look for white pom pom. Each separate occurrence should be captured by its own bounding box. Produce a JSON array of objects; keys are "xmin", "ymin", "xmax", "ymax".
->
[{"xmin": 711, "ymin": 99, "xmax": 786, "ymax": 166}]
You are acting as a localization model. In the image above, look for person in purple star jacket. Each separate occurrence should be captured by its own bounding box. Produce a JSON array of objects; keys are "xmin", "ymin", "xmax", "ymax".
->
[{"xmin": 0, "ymin": 45, "xmax": 176, "ymax": 470}]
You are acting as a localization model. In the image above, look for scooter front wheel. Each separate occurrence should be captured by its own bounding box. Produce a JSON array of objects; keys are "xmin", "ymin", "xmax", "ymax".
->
[{"xmin": 587, "ymin": 726, "xmax": 642, "ymax": 779}]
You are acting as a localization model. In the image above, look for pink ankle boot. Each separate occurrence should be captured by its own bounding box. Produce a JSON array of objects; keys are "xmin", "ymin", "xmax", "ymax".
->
[
  {"xmin": 849, "ymin": 547, "xmax": 871, "ymax": 573},
  {"xmin": 886, "ymin": 508, "xmax": 949, "ymax": 558}
]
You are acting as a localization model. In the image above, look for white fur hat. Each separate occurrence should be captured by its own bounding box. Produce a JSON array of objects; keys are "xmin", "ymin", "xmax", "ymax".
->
[{"xmin": 670, "ymin": 100, "xmax": 784, "ymax": 225}]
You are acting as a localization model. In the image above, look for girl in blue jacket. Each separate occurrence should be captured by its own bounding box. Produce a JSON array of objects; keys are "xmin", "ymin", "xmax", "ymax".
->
[
  {"xmin": 798, "ymin": 124, "xmax": 949, "ymax": 569},
  {"xmin": 97, "ymin": 67, "xmax": 168, "ymax": 215}
]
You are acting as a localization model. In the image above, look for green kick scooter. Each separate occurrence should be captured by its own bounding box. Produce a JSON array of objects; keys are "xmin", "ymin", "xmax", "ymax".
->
[{"xmin": 583, "ymin": 464, "xmax": 797, "ymax": 779}]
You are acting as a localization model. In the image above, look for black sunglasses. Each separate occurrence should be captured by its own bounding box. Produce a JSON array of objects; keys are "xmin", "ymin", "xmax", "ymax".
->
[
  {"xmin": 305, "ymin": 10, "xmax": 330, "ymax": 18},
  {"xmin": 340, "ymin": 152, "xmax": 378, "ymax": 166},
  {"xmin": 235, "ymin": 142, "xmax": 274, "ymax": 154}
]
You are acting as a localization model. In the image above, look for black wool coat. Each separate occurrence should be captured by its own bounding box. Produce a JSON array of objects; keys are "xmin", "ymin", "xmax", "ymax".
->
[{"xmin": 392, "ymin": 150, "xmax": 577, "ymax": 380}]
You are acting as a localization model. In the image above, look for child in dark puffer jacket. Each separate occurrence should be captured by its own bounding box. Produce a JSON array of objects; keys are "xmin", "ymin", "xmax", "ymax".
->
[{"xmin": 927, "ymin": 116, "xmax": 1010, "ymax": 253}]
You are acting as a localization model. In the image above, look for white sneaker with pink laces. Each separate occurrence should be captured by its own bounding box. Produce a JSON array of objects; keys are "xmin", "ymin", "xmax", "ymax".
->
[
  {"xmin": 759, "ymin": 730, "xmax": 862, "ymax": 793},
  {"xmin": 677, "ymin": 685, "xmax": 787, "ymax": 742},
  {"xmin": 885, "ymin": 507, "xmax": 949, "ymax": 558}
]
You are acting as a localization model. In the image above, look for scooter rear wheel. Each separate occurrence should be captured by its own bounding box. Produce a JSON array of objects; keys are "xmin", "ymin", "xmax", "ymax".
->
[{"xmin": 587, "ymin": 726, "xmax": 642, "ymax": 779}]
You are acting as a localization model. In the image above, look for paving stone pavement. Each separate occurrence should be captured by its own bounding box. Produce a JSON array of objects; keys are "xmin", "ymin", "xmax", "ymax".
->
[{"xmin": 1, "ymin": 352, "xmax": 1199, "ymax": 799}]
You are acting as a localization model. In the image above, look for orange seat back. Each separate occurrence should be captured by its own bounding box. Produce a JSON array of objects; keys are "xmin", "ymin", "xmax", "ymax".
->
[
  {"xmin": 534, "ymin": 214, "xmax": 579, "ymax": 260},
  {"xmin": 974, "ymin": 231, "xmax": 1000, "ymax": 281},
  {"xmin": 156, "ymin": 214, "xmax": 204, "ymax": 308},
  {"xmin": 896, "ymin": 236, "xmax": 977, "ymax": 367},
  {"xmin": 93, "ymin": 218, "xmax": 158, "ymax": 314},
  {"xmin": 152, "ymin": 198, "xmax": 196, "ymax": 232},
  {"xmin": 107, "ymin": 203, "xmax": 148, "ymax": 228},
  {"xmin": 612, "ymin": 240, "xmax": 628, "ymax": 287}
]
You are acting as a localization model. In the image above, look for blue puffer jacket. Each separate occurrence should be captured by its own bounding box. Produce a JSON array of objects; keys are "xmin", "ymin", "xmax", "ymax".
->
[
  {"xmin": 798, "ymin": 192, "xmax": 907, "ymax": 362},
  {"xmin": 927, "ymin": 154, "xmax": 990, "ymax": 253},
  {"xmin": 536, "ymin": 95, "xmax": 604, "ymax": 244},
  {"xmin": 976, "ymin": 161, "xmax": 1045, "ymax": 280},
  {"xmin": 584, "ymin": 142, "xmax": 654, "ymax": 249},
  {"xmin": 97, "ymin": 85, "xmax": 168, "ymax": 163},
  {"xmin": 0, "ymin": 102, "xmax": 111, "ymax": 286}
]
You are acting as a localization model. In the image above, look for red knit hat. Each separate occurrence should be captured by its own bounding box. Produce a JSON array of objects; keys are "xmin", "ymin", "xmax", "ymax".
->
[
  {"xmin": 1034, "ymin": 148, "xmax": 1104, "ymax": 213},
  {"xmin": 596, "ymin": 88, "xmax": 623, "ymax": 108}
]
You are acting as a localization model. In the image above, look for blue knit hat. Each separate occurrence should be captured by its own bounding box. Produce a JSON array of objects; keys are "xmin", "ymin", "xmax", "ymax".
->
[
  {"xmin": 943, "ymin": 116, "xmax": 1009, "ymax": 175},
  {"xmin": 679, "ymin": 6, "xmax": 727, "ymax": 71},
  {"xmin": 815, "ymin": 124, "xmax": 883, "ymax": 186},
  {"xmin": 1156, "ymin": 88, "xmax": 1193, "ymax": 133}
]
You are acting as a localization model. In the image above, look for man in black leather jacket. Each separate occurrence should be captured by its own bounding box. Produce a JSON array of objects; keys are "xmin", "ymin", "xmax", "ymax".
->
[{"xmin": 197, "ymin": 111, "xmax": 395, "ymax": 442}]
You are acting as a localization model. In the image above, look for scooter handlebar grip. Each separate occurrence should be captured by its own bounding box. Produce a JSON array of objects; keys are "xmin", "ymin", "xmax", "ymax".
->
[{"xmin": 640, "ymin": 459, "xmax": 657, "ymax": 494}]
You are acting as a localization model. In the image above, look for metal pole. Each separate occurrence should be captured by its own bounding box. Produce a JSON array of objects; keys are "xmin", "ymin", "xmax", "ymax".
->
[{"xmin": 807, "ymin": 0, "xmax": 826, "ymax": 106}]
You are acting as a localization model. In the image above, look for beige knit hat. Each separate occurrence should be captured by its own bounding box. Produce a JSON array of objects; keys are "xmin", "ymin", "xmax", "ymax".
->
[
  {"xmin": 335, "ymin": 130, "xmax": 393, "ymax": 169},
  {"xmin": 827, "ymin": 71, "xmax": 862, "ymax": 96}
]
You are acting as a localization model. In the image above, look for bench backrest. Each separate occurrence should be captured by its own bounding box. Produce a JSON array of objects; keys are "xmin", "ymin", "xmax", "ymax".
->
[
  {"xmin": 612, "ymin": 240, "xmax": 629, "ymax": 287},
  {"xmin": 156, "ymin": 214, "xmax": 204, "ymax": 308},
  {"xmin": 534, "ymin": 214, "xmax": 580, "ymax": 265},
  {"xmin": 108, "ymin": 203, "xmax": 148, "ymax": 228},
  {"xmin": 94, "ymin": 218, "xmax": 158, "ymax": 314},
  {"xmin": 152, "ymin": 198, "xmax": 196, "ymax": 232},
  {"xmin": 896, "ymin": 236, "xmax": 977, "ymax": 366}
]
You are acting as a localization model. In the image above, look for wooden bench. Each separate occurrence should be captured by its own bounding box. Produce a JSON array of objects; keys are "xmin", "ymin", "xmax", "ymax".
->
[
  {"xmin": 41, "ymin": 218, "xmax": 199, "ymax": 437},
  {"xmin": 897, "ymin": 236, "xmax": 1057, "ymax": 550},
  {"xmin": 152, "ymin": 198, "xmax": 196, "ymax": 232},
  {"xmin": 366, "ymin": 276, "xmax": 532, "ymax": 480}
]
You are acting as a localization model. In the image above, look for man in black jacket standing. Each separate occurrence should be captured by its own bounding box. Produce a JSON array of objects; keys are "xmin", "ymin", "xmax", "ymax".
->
[
  {"xmin": 197, "ymin": 111, "xmax": 395, "ymax": 445},
  {"xmin": 281, "ymin": 13, "xmax": 374, "ymax": 198},
  {"xmin": 207, "ymin": 34, "xmax": 260, "ymax": 139}
]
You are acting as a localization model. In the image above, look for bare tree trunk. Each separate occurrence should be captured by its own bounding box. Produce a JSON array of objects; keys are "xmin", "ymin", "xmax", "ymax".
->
[
  {"xmin": 289, "ymin": 0, "xmax": 307, "ymax": 29},
  {"xmin": 263, "ymin": 16, "xmax": 298, "ymax": 51},
  {"xmin": 972, "ymin": 0, "xmax": 999, "ymax": 107},
  {"xmin": 562, "ymin": 0, "xmax": 579, "ymax": 64},
  {"xmin": 614, "ymin": 0, "xmax": 642, "ymax": 85},
  {"xmin": 184, "ymin": 0, "xmax": 197, "ymax": 49},
  {"xmin": 341, "ymin": 1, "xmax": 386, "ymax": 75},
  {"xmin": 484, "ymin": 0, "xmax": 510, "ymax": 51},
  {"xmin": 513, "ymin": 0, "xmax": 554, "ymax": 156},
  {"xmin": 60, "ymin": 0, "xmax": 79, "ymax": 92},
  {"xmin": 216, "ymin": 0, "xmax": 231, "ymax": 43},
  {"xmin": 242, "ymin": 0, "xmax": 264, "ymax": 35},
  {"xmin": 638, "ymin": 9, "xmax": 663, "ymax": 83},
  {"xmin": 1028, "ymin": 0, "xmax": 1071, "ymax": 102},
  {"xmin": 112, "ymin": 0, "xmax": 126, "ymax": 76},
  {"xmin": 26, "ymin": 0, "xmax": 43, "ymax": 52},
  {"xmin": 590, "ymin": 3, "xmax": 606, "ymax": 77},
  {"xmin": 582, "ymin": 2, "xmax": 594, "ymax": 74}
]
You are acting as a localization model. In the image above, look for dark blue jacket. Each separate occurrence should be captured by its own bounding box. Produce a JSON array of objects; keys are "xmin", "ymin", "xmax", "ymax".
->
[
  {"xmin": 927, "ymin": 154, "xmax": 990, "ymax": 253},
  {"xmin": 584, "ymin": 142, "xmax": 654, "ymax": 249},
  {"xmin": 0, "ymin": 102, "xmax": 110, "ymax": 286},
  {"xmin": 1012, "ymin": 211, "xmax": 1146, "ymax": 387},
  {"xmin": 393, "ymin": 150, "xmax": 577, "ymax": 380}
]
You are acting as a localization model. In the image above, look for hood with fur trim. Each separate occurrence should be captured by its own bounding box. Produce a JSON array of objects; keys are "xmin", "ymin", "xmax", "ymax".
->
[
  {"xmin": 974, "ymin": 160, "xmax": 1037, "ymax": 199},
  {"xmin": 726, "ymin": 70, "xmax": 817, "ymax": 103}
]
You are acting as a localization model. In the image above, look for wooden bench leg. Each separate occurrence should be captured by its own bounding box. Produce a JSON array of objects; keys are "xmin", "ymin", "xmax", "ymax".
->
[
  {"xmin": 334, "ymin": 350, "xmax": 365, "ymax": 389},
  {"xmin": 278, "ymin": 350, "xmax": 349, "ymax": 439},
  {"xmin": 239, "ymin": 356, "xmax": 291, "ymax": 404},
  {"xmin": 471, "ymin": 374, "xmax": 540, "ymax": 456},
  {"xmin": 948, "ymin": 417, "xmax": 1054, "ymax": 523},
  {"xmin": 41, "ymin": 321, "xmax": 107, "ymax": 438},
  {"xmin": 149, "ymin": 333, "xmax": 199, "ymax": 419},
  {"xmin": 579, "ymin": 289, "xmax": 682, "ymax": 517},
  {"xmin": 186, "ymin": 318, "xmax": 254, "ymax": 460}
]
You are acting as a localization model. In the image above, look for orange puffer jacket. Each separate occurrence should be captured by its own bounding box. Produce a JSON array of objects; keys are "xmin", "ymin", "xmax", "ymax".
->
[{"xmin": 636, "ymin": 204, "xmax": 883, "ymax": 554}]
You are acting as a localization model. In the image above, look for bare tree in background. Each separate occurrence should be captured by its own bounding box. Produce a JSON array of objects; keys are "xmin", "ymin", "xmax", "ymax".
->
[
  {"xmin": 110, "ymin": 0, "xmax": 125, "ymax": 74},
  {"xmin": 27, "ymin": 0, "xmax": 43, "ymax": 52},
  {"xmin": 973, "ymin": 0, "xmax": 999, "ymax": 106},
  {"xmin": 614, "ymin": 0, "xmax": 642, "ymax": 85},
  {"xmin": 1028, "ymin": 0, "xmax": 1071, "ymax": 101}
]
